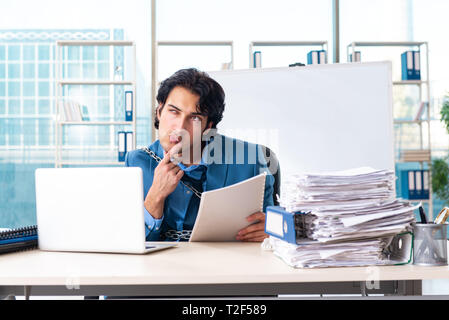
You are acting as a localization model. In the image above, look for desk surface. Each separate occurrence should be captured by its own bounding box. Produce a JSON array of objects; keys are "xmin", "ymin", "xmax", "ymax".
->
[{"xmin": 0, "ymin": 242, "xmax": 448, "ymax": 286}]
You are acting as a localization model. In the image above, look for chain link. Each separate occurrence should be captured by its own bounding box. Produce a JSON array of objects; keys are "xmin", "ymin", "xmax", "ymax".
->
[
  {"xmin": 141, "ymin": 147, "xmax": 202, "ymax": 199},
  {"xmin": 162, "ymin": 229, "xmax": 192, "ymax": 241}
]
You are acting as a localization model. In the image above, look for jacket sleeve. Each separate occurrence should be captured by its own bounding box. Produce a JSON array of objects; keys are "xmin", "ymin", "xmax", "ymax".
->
[
  {"xmin": 125, "ymin": 151, "xmax": 164, "ymax": 240},
  {"xmin": 143, "ymin": 207, "xmax": 164, "ymax": 240}
]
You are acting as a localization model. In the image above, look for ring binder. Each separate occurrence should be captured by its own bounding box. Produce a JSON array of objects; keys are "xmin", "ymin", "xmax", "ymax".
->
[
  {"xmin": 125, "ymin": 91, "xmax": 133, "ymax": 121},
  {"xmin": 0, "ymin": 225, "xmax": 38, "ymax": 254}
]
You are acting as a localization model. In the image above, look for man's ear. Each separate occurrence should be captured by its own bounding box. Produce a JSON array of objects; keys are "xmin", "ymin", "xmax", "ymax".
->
[{"xmin": 156, "ymin": 103, "xmax": 163, "ymax": 120}]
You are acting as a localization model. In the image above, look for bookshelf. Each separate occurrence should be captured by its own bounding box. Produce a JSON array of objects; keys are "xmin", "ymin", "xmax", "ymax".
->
[
  {"xmin": 248, "ymin": 41, "xmax": 328, "ymax": 68},
  {"xmin": 347, "ymin": 41, "xmax": 433, "ymax": 217},
  {"xmin": 54, "ymin": 40, "xmax": 137, "ymax": 167}
]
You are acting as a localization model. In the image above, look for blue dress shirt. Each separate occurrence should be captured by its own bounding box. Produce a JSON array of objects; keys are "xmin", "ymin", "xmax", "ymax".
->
[{"xmin": 125, "ymin": 133, "xmax": 275, "ymax": 241}]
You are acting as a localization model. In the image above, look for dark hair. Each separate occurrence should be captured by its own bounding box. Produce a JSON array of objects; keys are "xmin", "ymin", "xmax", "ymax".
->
[{"xmin": 155, "ymin": 68, "xmax": 225, "ymax": 129}]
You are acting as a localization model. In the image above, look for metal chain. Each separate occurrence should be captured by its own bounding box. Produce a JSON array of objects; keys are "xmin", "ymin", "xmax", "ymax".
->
[
  {"xmin": 140, "ymin": 147, "xmax": 202, "ymax": 199},
  {"xmin": 163, "ymin": 229, "xmax": 192, "ymax": 241}
]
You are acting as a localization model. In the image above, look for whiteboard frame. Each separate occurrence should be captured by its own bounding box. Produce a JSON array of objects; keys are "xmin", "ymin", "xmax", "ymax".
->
[{"xmin": 208, "ymin": 61, "xmax": 395, "ymax": 178}]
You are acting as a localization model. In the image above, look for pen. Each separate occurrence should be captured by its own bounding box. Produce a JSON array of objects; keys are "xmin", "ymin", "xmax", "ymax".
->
[{"xmin": 419, "ymin": 205, "xmax": 428, "ymax": 224}]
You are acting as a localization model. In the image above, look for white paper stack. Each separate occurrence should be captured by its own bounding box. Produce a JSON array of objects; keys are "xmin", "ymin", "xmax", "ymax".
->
[
  {"xmin": 267, "ymin": 167, "xmax": 418, "ymax": 268},
  {"xmin": 267, "ymin": 235, "xmax": 397, "ymax": 268},
  {"xmin": 281, "ymin": 167, "xmax": 396, "ymax": 212},
  {"xmin": 280, "ymin": 167, "xmax": 417, "ymax": 243}
]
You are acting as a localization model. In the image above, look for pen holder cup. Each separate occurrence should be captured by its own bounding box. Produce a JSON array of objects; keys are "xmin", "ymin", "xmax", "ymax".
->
[{"xmin": 413, "ymin": 223, "xmax": 448, "ymax": 266}]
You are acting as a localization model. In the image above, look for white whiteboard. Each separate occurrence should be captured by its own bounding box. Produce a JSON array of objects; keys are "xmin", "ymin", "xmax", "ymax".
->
[{"xmin": 209, "ymin": 62, "xmax": 394, "ymax": 180}]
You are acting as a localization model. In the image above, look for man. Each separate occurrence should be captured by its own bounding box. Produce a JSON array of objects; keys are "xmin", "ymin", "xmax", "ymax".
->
[{"xmin": 125, "ymin": 68, "xmax": 275, "ymax": 242}]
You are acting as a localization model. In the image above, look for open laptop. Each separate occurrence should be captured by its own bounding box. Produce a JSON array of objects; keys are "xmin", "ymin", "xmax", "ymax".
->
[{"xmin": 35, "ymin": 167, "xmax": 177, "ymax": 254}]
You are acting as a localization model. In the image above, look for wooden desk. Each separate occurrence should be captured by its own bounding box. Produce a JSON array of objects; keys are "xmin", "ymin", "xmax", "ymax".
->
[{"xmin": 0, "ymin": 242, "xmax": 446, "ymax": 298}]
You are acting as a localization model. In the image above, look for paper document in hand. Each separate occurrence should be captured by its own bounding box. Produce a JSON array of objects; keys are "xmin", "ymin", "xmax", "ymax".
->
[{"xmin": 189, "ymin": 173, "xmax": 266, "ymax": 242}]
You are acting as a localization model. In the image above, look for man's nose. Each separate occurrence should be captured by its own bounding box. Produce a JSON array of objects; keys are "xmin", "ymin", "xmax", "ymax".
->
[
  {"xmin": 171, "ymin": 118, "xmax": 190, "ymax": 140},
  {"xmin": 173, "ymin": 115, "xmax": 189, "ymax": 130}
]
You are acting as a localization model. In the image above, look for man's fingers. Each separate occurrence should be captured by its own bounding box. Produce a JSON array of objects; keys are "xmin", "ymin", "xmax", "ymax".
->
[
  {"xmin": 237, "ymin": 221, "xmax": 265, "ymax": 237},
  {"xmin": 159, "ymin": 152, "xmax": 179, "ymax": 171},
  {"xmin": 169, "ymin": 141, "xmax": 183, "ymax": 157},
  {"xmin": 246, "ymin": 211, "xmax": 265, "ymax": 222},
  {"xmin": 176, "ymin": 169, "xmax": 184, "ymax": 179},
  {"xmin": 236, "ymin": 230, "xmax": 268, "ymax": 242},
  {"xmin": 161, "ymin": 151, "xmax": 172, "ymax": 164}
]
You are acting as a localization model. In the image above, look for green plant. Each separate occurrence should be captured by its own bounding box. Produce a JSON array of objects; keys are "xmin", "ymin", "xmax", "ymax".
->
[
  {"xmin": 432, "ymin": 157, "xmax": 449, "ymax": 205},
  {"xmin": 440, "ymin": 95, "xmax": 449, "ymax": 133},
  {"xmin": 432, "ymin": 94, "xmax": 449, "ymax": 204}
]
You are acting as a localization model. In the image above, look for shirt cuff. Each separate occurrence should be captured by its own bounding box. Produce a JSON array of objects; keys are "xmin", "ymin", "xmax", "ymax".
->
[{"xmin": 144, "ymin": 207, "xmax": 164, "ymax": 238}]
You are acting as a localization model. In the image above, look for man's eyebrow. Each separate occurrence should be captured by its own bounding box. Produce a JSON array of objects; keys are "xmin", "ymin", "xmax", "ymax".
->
[
  {"xmin": 167, "ymin": 104, "xmax": 181, "ymax": 111},
  {"xmin": 167, "ymin": 104, "xmax": 206, "ymax": 116},
  {"xmin": 190, "ymin": 111, "xmax": 206, "ymax": 116}
]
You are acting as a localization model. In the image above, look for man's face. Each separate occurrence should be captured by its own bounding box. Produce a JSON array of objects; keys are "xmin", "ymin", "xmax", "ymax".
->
[{"xmin": 157, "ymin": 86, "xmax": 212, "ymax": 161}]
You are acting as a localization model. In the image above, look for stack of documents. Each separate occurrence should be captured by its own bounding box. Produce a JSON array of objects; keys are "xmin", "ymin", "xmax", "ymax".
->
[
  {"xmin": 266, "ymin": 234, "xmax": 407, "ymax": 268},
  {"xmin": 279, "ymin": 167, "xmax": 417, "ymax": 243},
  {"xmin": 280, "ymin": 167, "xmax": 396, "ymax": 212},
  {"xmin": 303, "ymin": 198, "xmax": 417, "ymax": 242},
  {"xmin": 264, "ymin": 167, "xmax": 418, "ymax": 268}
]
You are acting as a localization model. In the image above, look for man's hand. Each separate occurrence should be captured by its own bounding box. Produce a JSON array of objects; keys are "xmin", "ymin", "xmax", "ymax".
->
[
  {"xmin": 236, "ymin": 211, "xmax": 269, "ymax": 242},
  {"xmin": 144, "ymin": 150, "xmax": 184, "ymax": 219}
]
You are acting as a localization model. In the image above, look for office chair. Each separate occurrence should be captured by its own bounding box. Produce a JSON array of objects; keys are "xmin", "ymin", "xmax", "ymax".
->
[{"xmin": 260, "ymin": 145, "xmax": 280, "ymax": 206}]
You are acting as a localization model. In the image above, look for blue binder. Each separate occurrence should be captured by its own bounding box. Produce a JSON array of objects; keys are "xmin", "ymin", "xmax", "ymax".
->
[
  {"xmin": 422, "ymin": 170, "xmax": 429, "ymax": 199},
  {"xmin": 307, "ymin": 50, "xmax": 326, "ymax": 65},
  {"xmin": 399, "ymin": 170, "xmax": 411, "ymax": 199},
  {"xmin": 125, "ymin": 131, "xmax": 134, "ymax": 155},
  {"xmin": 118, "ymin": 131, "xmax": 126, "ymax": 162},
  {"xmin": 398, "ymin": 169, "xmax": 429, "ymax": 200},
  {"xmin": 349, "ymin": 51, "xmax": 361, "ymax": 62},
  {"xmin": 401, "ymin": 51, "xmax": 420, "ymax": 80},
  {"xmin": 265, "ymin": 206, "xmax": 307, "ymax": 245},
  {"xmin": 125, "ymin": 91, "xmax": 133, "ymax": 121},
  {"xmin": 414, "ymin": 51, "xmax": 421, "ymax": 80},
  {"xmin": 399, "ymin": 170, "xmax": 415, "ymax": 199},
  {"xmin": 414, "ymin": 169, "xmax": 429, "ymax": 200},
  {"xmin": 307, "ymin": 50, "xmax": 319, "ymax": 64},
  {"xmin": 253, "ymin": 51, "xmax": 262, "ymax": 68},
  {"xmin": 415, "ymin": 170, "xmax": 423, "ymax": 199}
]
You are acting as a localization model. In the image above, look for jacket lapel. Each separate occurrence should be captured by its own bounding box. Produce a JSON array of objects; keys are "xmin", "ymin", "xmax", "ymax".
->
[
  {"xmin": 204, "ymin": 163, "xmax": 228, "ymax": 191},
  {"xmin": 202, "ymin": 133, "xmax": 228, "ymax": 191}
]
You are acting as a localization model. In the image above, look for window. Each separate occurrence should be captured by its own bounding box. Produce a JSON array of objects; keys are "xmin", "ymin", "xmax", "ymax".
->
[{"xmin": 0, "ymin": 0, "xmax": 151, "ymax": 229}]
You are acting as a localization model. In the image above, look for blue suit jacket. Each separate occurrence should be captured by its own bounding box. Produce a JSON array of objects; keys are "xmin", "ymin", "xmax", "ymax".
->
[{"xmin": 125, "ymin": 134, "xmax": 275, "ymax": 241}]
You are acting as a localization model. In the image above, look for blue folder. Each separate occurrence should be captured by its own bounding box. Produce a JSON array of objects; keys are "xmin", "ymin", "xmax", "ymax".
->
[
  {"xmin": 401, "ymin": 51, "xmax": 420, "ymax": 80},
  {"xmin": 307, "ymin": 50, "xmax": 327, "ymax": 65},
  {"xmin": 398, "ymin": 169, "xmax": 429, "ymax": 200},
  {"xmin": 125, "ymin": 91, "xmax": 133, "ymax": 121},
  {"xmin": 265, "ymin": 206, "xmax": 307, "ymax": 245},
  {"xmin": 253, "ymin": 51, "xmax": 262, "ymax": 68},
  {"xmin": 118, "ymin": 131, "xmax": 126, "ymax": 162}
]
